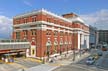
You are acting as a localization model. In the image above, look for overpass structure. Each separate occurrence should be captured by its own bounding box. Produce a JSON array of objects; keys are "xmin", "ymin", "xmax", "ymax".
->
[{"xmin": 0, "ymin": 39, "xmax": 30, "ymax": 54}]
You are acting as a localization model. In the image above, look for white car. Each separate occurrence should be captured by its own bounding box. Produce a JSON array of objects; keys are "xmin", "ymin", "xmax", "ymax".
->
[{"xmin": 86, "ymin": 57, "xmax": 95, "ymax": 65}]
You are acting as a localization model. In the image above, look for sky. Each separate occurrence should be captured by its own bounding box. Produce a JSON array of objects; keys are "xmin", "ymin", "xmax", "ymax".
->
[{"xmin": 0, "ymin": 0, "xmax": 108, "ymax": 38}]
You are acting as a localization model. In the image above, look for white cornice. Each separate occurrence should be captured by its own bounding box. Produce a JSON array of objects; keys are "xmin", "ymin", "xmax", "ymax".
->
[
  {"xmin": 13, "ymin": 9, "xmax": 89, "ymax": 27},
  {"xmin": 68, "ymin": 17, "xmax": 89, "ymax": 27},
  {"xmin": 13, "ymin": 21, "xmax": 89, "ymax": 33},
  {"xmin": 14, "ymin": 10, "xmax": 42, "ymax": 19},
  {"xmin": 14, "ymin": 9, "xmax": 72, "ymax": 23},
  {"xmin": 41, "ymin": 9, "xmax": 72, "ymax": 23},
  {"xmin": 14, "ymin": 26, "xmax": 89, "ymax": 35}
]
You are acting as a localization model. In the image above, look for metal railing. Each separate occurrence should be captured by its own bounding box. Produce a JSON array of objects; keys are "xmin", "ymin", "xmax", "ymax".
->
[
  {"xmin": 0, "ymin": 39, "xmax": 28, "ymax": 42},
  {"xmin": 0, "ymin": 39, "xmax": 30, "ymax": 50}
]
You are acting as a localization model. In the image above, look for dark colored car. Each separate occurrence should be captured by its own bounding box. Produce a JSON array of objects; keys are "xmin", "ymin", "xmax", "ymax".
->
[
  {"xmin": 86, "ymin": 57, "xmax": 95, "ymax": 65},
  {"xmin": 97, "ymin": 52, "xmax": 103, "ymax": 56}
]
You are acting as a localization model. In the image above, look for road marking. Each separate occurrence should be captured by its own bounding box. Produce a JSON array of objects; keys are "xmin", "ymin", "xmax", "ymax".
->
[
  {"xmin": 71, "ymin": 64, "xmax": 108, "ymax": 71},
  {"xmin": 71, "ymin": 64, "xmax": 96, "ymax": 71}
]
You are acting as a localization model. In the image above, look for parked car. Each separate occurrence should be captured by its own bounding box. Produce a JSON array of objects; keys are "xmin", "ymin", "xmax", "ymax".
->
[
  {"xmin": 86, "ymin": 57, "xmax": 95, "ymax": 65},
  {"xmin": 97, "ymin": 52, "xmax": 103, "ymax": 56},
  {"xmin": 102, "ymin": 44, "xmax": 108, "ymax": 51},
  {"xmin": 92, "ymin": 54, "xmax": 99, "ymax": 60},
  {"xmin": 91, "ymin": 44, "xmax": 95, "ymax": 49},
  {"xmin": 102, "ymin": 47, "xmax": 107, "ymax": 51}
]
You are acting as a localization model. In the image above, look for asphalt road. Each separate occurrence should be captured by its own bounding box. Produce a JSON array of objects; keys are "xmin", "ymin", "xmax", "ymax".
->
[
  {"xmin": 53, "ymin": 63, "xmax": 107, "ymax": 71},
  {"xmin": 95, "ymin": 51, "xmax": 108, "ymax": 70},
  {"xmin": 0, "ymin": 58, "xmax": 41, "ymax": 71},
  {"xmin": 53, "ymin": 49, "xmax": 108, "ymax": 71},
  {"xmin": 15, "ymin": 58, "xmax": 40, "ymax": 68}
]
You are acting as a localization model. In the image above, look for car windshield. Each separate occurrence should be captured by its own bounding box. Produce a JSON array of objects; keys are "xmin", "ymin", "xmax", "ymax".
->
[
  {"xmin": 88, "ymin": 58, "xmax": 92, "ymax": 61},
  {"xmin": 88, "ymin": 57, "xmax": 94, "ymax": 60},
  {"xmin": 98, "ymin": 52, "xmax": 102, "ymax": 54}
]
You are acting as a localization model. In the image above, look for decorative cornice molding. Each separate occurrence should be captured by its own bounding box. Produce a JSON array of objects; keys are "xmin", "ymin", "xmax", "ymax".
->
[{"xmin": 13, "ymin": 21, "xmax": 89, "ymax": 33}]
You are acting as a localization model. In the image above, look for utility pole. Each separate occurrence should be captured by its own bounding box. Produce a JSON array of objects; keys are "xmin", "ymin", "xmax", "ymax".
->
[{"xmin": 94, "ymin": 23, "xmax": 98, "ymax": 49}]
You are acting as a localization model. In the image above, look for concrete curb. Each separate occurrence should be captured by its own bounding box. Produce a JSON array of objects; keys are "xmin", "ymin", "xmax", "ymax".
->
[{"xmin": 23, "ymin": 53, "xmax": 90, "ymax": 71}]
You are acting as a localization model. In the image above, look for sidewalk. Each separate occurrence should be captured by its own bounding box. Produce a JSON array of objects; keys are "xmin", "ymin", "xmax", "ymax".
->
[
  {"xmin": 47, "ymin": 52, "xmax": 90, "ymax": 66},
  {"xmin": 20, "ymin": 64, "xmax": 58, "ymax": 71},
  {"xmin": 22, "ymin": 52, "xmax": 90, "ymax": 71}
]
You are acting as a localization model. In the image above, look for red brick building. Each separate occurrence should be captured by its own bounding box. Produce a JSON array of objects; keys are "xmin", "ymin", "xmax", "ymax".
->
[{"xmin": 13, "ymin": 9, "xmax": 89, "ymax": 58}]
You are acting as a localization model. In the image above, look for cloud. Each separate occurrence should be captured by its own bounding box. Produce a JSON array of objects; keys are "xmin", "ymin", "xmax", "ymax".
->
[
  {"xmin": 23, "ymin": 0, "xmax": 32, "ymax": 7},
  {"xmin": 0, "ymin": 16, "xmax": 12, "ymax": 38},
  {"xmin": 81, "ymin": 9, "xmax": 108, "ymax": 30}
]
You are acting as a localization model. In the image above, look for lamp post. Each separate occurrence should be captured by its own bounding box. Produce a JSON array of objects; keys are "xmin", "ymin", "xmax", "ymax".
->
[
  {"xmin": 73, "ymin": 48, "xmax": 75, "ymax": 61},
  {"xmin": 80, "ymin": 34, "xmax": 82, "ymax": 57},
  {"xmin": 60, "ymin": 45, "xmax": 62, "ymax": 55},
  {"xmin": 60, "ymin": 43, "xmax": 63, "ymax": 55},
  {"xmin": 69, "ymin": 41, "xmax": 71, "ymax": 53},
  {"xmin": 47, "ymin": 46, "xmax": 50, "ymax": 61},
  {"xmin": 73, "ymin": 32, "xmax": 75, "ymax": 61},
  {"xmin": 42, "ymin": 51, "xmax": 46, "ymax": 64},
  {"xmin": 65, "ymin": 42, "xmax": 68, "ymax": 54}
]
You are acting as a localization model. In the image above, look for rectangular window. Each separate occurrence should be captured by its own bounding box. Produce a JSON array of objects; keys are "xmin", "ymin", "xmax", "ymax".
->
[
  {"xmin": 47, "ymin": 18, "xmax": 51, "ymax": 22},
  {"xmin": 46, "ymin": 30, "xmax": 51, "ymax": 35},
  {"xmin": 60, "ymin": 22, "xmax": 63, "ymax": 26},
  {"xmin": 32, "ymin": 16, "xmax": 37, "ymax": 22},
  {"xmin": 24, "ymin": 30, "xmax": 28, "ymax": 36},
  {"xmin": 54, "ymin": 31, "xmax": 58, "ymax": 36},
  {"xmin": 16, "ymin": 32, "xmax": 20, "ymax": 39},
  {"xmin": 31, "ymin": 30, "xmax": 36, "ymax": 36},
  {"xmin": 23, "ymin": 18, "xmax": 28, "ymax": 23},
  {"xmin": 54, "ymin": 20, "xmax": 57, "ymax": 24},
  {"xmin": 16, "ymin": 20, "xmax": 20, "ymax": 24},
  {"xmin": 60, "ymin": 32, "xmax": 63, "ymax": 36}
]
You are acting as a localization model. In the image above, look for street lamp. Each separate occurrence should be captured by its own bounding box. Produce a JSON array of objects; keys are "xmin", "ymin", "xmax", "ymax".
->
[
  {"xmin": 73, "ymin": 48, "xmax": 75, "ymax": 61},
  {"xmin": 69, "ymin": 41, "xmax": 71, "ymax": 53},
  {"xmin": 73, "ymin": 32, "xmax": 76, "ymax": 61},
  {"xmin": 65, "ymin": 41, "xmax": 68, "ymax": 54},
  {"xmin": 60, "ymin": 42, "xmax": 63, "ymax": 55},
  {"xmin": 42, "ymin": 51, "xmax": 46, "ymax": 64},
  {"xmin": 80, "ymin": 34, "xmax": 82, "ymax": 57}
]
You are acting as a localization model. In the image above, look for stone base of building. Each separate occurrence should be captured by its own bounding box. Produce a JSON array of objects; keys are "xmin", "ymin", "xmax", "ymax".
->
[{"xmin": 26, "ymin": 50, "xmax": 81, "ymax": 63}]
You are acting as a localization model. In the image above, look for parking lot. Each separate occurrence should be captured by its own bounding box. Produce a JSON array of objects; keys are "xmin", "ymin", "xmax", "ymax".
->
[{"xmin": 0, "ymin": 57, "xmax": 41, "ymax": 71}]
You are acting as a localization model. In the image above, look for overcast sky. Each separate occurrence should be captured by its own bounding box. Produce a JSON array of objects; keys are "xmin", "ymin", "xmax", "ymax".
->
[{"xmin": 0, "ymin": 0, "xmax": 108, "ymax": 38}]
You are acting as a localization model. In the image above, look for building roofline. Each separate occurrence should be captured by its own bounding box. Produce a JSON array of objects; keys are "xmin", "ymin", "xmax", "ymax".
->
[
  {"xmin": 13, "ymin": 8, "xmax": 89, "ymax": 27},
  {"xmin": 13, "ymin": 8, "xmax": 72, "ymax": 23}
]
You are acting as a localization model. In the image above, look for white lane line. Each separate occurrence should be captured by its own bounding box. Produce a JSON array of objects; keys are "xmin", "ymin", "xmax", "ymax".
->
[
  {"xmin": 71, "ymin": 64, "xmax": 93, "ymax": 71},
  {"xmin": 71, "ymin": 64, "xmax": 108, "ymax": 71}
]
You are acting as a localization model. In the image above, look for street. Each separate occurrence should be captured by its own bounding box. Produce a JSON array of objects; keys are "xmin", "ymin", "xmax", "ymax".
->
[
  {"xmin": 53, "ymin": 49, "xmax": 108, "ymax": 71},
  {"xmin": 0, "ymin": 49, "xmax": 108, "ymax": 71},
  {"xmin": 95, "ymin": 51, "xmax": 108, "ymax": 70},
  {"xmin": 0, "ymin": 58, "xmax": 41, "ymax": 71},
  {"xmin": 53, "ymin": 63, "xmax": 108, "ymax": 71}
]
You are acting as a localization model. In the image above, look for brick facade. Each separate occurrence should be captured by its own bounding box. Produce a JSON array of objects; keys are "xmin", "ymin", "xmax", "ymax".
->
[{"xmin": 13, "ymin": 9, "xmax": 89, "ymax": 58}]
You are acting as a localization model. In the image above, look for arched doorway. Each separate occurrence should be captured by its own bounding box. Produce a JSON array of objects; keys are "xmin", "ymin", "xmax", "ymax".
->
[
  {"xmin": 30, "ymin": 40, "xmax": 36, "ymax": 57},
  {"xmin": 46, "ymin": 40, "xmax": 52, "ymax": 60}
]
